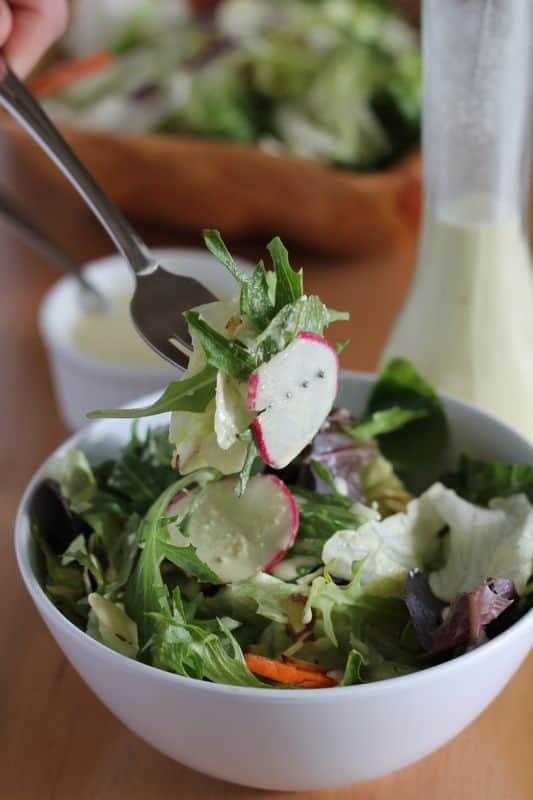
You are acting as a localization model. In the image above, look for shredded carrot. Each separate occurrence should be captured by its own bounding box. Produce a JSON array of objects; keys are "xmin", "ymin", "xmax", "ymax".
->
[
  {"xmin": 245, "ymin": 653, "xmax": 337, "ymax": 688},
  {"xmin": 30, "ymin": 51, "xmax": 115, "ymax": 98},
  {"xmin": 282, "ymin": 655, "xmax": 328, "ymax": 674}
]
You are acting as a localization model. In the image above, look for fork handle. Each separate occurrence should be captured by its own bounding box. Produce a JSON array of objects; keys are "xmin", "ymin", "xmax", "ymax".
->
[
  {"xmin": 0, "ymin": 57, "xmax": 157, "ymax": 277},
  {"xmin": 0, "ymin": 188, "xmax": 108, "ymax": 308}
]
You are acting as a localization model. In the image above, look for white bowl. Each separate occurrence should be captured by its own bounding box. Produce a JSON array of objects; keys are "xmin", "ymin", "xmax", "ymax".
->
[
  {"xmin": 15, "ymin": 372, "xmax": 533, "ymax": 791},
  {"xmin": 39, "ymin": 248, "xmax": 252, "ymax": 431}
]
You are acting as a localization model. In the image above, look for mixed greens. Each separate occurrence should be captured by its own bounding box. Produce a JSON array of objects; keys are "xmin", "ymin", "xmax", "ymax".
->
[
  {"xmin": 43, "ymin": 0, "xmax": 421, "ymax": 170},
  {"xmin": 31, "ymin": 234, "xmax": 533, "ymax": 689}
]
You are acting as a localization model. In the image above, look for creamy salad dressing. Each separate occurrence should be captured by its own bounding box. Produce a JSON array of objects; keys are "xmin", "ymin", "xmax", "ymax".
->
[
  {"xmin": 381, "ymin": 200, "xmax": 533, "ymax": 439},
  {"xmin": 69, "ymin": 291, "xmax": 164, "ymax": 367}
]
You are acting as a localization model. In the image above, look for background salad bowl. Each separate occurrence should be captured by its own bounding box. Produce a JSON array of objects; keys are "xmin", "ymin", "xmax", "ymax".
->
[
  {"xmin": 0, "ymin": 0, "xmax": 422, "ymax": 259},
  {"xmin": 15, "ymin": 372, "xmax": 533, "ymax": 792}
]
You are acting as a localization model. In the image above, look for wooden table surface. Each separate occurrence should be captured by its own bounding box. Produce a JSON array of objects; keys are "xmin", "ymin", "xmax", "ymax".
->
[{"xmin": 0, "ymin": 209, "xmax": 531, "ymax": 800}]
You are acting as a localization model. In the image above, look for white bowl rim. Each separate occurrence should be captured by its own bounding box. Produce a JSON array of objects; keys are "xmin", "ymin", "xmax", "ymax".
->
[
  {"xmin": 15, "ymin": 369, "xmax": 533, "ymax": 701},
  {"xmin": 38, "ymin": 247, "xmax": 253, "ymax": 378}
]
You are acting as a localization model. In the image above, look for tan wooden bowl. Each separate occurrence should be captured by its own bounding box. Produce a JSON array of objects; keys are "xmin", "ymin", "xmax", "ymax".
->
[
  {"xmin": 0, "ymin": 0, "xmax": 422, "ymax": 256},
  {"xmin": 0, "ymin": 116, "xmax": 421, "ymax": 256},
  {"xmin": 0, "ymin": 0, "xmax": 422, "ymax": 255}
]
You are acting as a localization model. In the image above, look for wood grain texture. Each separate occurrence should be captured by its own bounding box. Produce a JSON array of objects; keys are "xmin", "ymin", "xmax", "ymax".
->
[{"xmin": 0, "ymin": 212, "xmax": 531, "ymax": 800}]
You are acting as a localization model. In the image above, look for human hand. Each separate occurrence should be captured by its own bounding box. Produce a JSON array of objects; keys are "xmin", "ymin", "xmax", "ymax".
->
[{"xmin": 0, "ymin": 0, "xmax": 68, "ymax": 77}]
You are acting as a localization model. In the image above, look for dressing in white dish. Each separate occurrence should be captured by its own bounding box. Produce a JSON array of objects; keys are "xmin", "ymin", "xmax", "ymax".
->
[{"xmin": 69, "ymin": 291, "xmax": 165, "ymax": 367}]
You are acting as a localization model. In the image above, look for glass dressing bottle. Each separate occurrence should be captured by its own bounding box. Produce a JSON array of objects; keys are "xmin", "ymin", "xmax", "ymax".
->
[{"xmin": 381, "ymin": 0, "xmax": 533, "ymax": 439}]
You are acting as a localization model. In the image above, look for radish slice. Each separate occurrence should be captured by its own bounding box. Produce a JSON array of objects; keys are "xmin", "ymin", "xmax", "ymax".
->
[
  {"xmin": 248, "ymin": 332, "xmax": 339, "ymax": 469},
  {"xmin": 167, "ymin": 475, "xmax": 299, "ymax": 583}
]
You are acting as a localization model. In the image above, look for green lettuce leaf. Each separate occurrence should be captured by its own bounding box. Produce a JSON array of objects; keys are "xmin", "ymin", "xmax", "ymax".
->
[
  {"xmin": 291, "ymin": 487, "xmax": 366, "ymax": 557},
  {"xmin": 203, "ymin": 229, "xmax": 250, "ymax": 287},
  {"xmin": 88, "ymin": 365, "xmax": 217, "ymax": 419},
  {"xmin": 62, "ymin": 533, "xmax": 105, "ymax": 592},
  {"xmin": 304, "ymin": 567, "xmax": 365, "ymax": 645},
  {"xmin": 33, "ymin": 432, "xmax": 180, "ymax": 621},
  {"xmin": 366, "ymin": 358, "xmax": 448, "ymax": 469},
  {"xmin": 58, "ymin": 450, "xmax": 97, "ymax": 513},
  {"xmin": 240, "ymin": 259, "xmax": 274, "ymax": 330},
  {"xmin": 70, "ymin": 426, "xmax": 177, "ymax": 597},
  {"xmin": 253, "ymin": 295, "xmax": 348, "ymax": 362},
  {"xmin": 292, "ymin": 634, "xmax": 346, "ymax": 672},
  {"xmin": 236, "ymin": 428, "xmax": 259, "ymax": 496},
  {"xmin": 336, "ymin": 339, "xmax": 350, "ymax": 354},
  {"xmin": 340, "ymin": 648, "xmax": 367, "ymax": 686},
  {"xmin": 159, "ymin": 55, "xmax": 258, "ymax": 142},
  {"xmin": 104, "ymin": 512, "xmax": 142, "ymax": 596},
  {"xmin": 155, "ymin": 618, "xmax": 265, "ymax": 686},
  {"xmin": 344, "ymin": 595, "xmax": 420, "ymax": 676},
  {"xmin": 444, "ymin": 454, "xmax": 533, "ymax": 506},
  {"xmin": 106, "ymin": 425, "xmax": 176, "ymax": 514},
  {"xmin": 124, "ymin": 470, "xmax": 217, "ymax": 649},
  {"xmin": 152, "ymin": 587, "xmax": 266, "ymax": 687},
  {"xmin": 158, "ymin": 534, "xmax": 221, "ymax": 585},
  {"xmin": 293, "ymin": 555, "xmax": 424, "ymax": 671},
  {"xmin": 203, "ymin": 230, "xmax": 274, "ymax": 330},
  {"xmin": 247, "ymin": 621, "xmax": 294, "ymax": 659},
  {"xmin": 268, "ymin": 236, "xmax": 304, "ymax": 311},
  {"xmin": 360, "ymin": 453, "xmax": 411, "ymax": 517},
  {"xmin": 309, "ymin": 459, "xmax": 339, "ymax": 495},
  {"xmin": 207, "ymin": 572, "xmax": 302, "ymax": 625},
  {"xmin": 365, "ymin": 661, "xmax": 419, "ymax": 681},
  {"xmin": 184, "ymin": 310, "xmax": 257, "ymax": 381},
  {"xmin": 346, "ymin": 407, "xmax": 428, "ymax": 441},
  {"xmin": 32, "ymin": 520, "xmax": 87, "ymax": 625}
]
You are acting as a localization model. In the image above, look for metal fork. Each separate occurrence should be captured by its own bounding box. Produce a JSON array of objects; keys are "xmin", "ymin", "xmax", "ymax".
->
[
  {"xmin": 0, "ymin": 56, "xmax": 215, "ymax": 369},
  {"xmin": 0, "ymin": 187, "xmax": 107, "ymax": 310}
]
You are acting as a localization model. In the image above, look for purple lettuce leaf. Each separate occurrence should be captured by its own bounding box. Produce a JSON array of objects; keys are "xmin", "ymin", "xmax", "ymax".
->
[
  {"xmin": 405, "ymin": 569, "xmax": 446, "ymax": 650},
  {"xmin": 405, "ymin": 570, "xmax": 517, "ymax": 654},
  {"xmin": 306, "ymin": 409, "xmax": 377, "ymax": 500},
  {"xmin": 432, "ymin": 578, "xmax": 516, "ymax": 653},
  {"xmin": 29, "ymin": 479, "xmax": 91, "ymax": 556}
]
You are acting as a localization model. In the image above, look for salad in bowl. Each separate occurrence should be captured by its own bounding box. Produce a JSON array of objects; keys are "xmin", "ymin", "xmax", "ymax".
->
[{"xmin": 30, "ymin": 234, "xmax": 533, "ymax": 691}]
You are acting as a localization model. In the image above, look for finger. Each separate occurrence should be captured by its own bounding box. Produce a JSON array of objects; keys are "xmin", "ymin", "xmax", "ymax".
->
[
  {"xmin": 4, "ymin": 0, "xmax": 68, "ymax": 77},
  {"xmin": 0, "ymin": 1, "xmax": 13, "ymax": 47}
]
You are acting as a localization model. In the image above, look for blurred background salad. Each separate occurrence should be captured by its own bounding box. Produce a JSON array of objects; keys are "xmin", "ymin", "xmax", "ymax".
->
[{"xmin": 37, "ymin": 0, "xmax": 421, "ymax": 171}]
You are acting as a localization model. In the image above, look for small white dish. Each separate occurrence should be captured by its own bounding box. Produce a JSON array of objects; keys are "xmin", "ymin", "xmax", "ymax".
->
[
  {"xmin": 15, "ymin": 372, "xmax": 533, "ymax": 791},
  {"xmin": 39, "ymin": 248, "xmax": 252, "ymax": 430}
]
